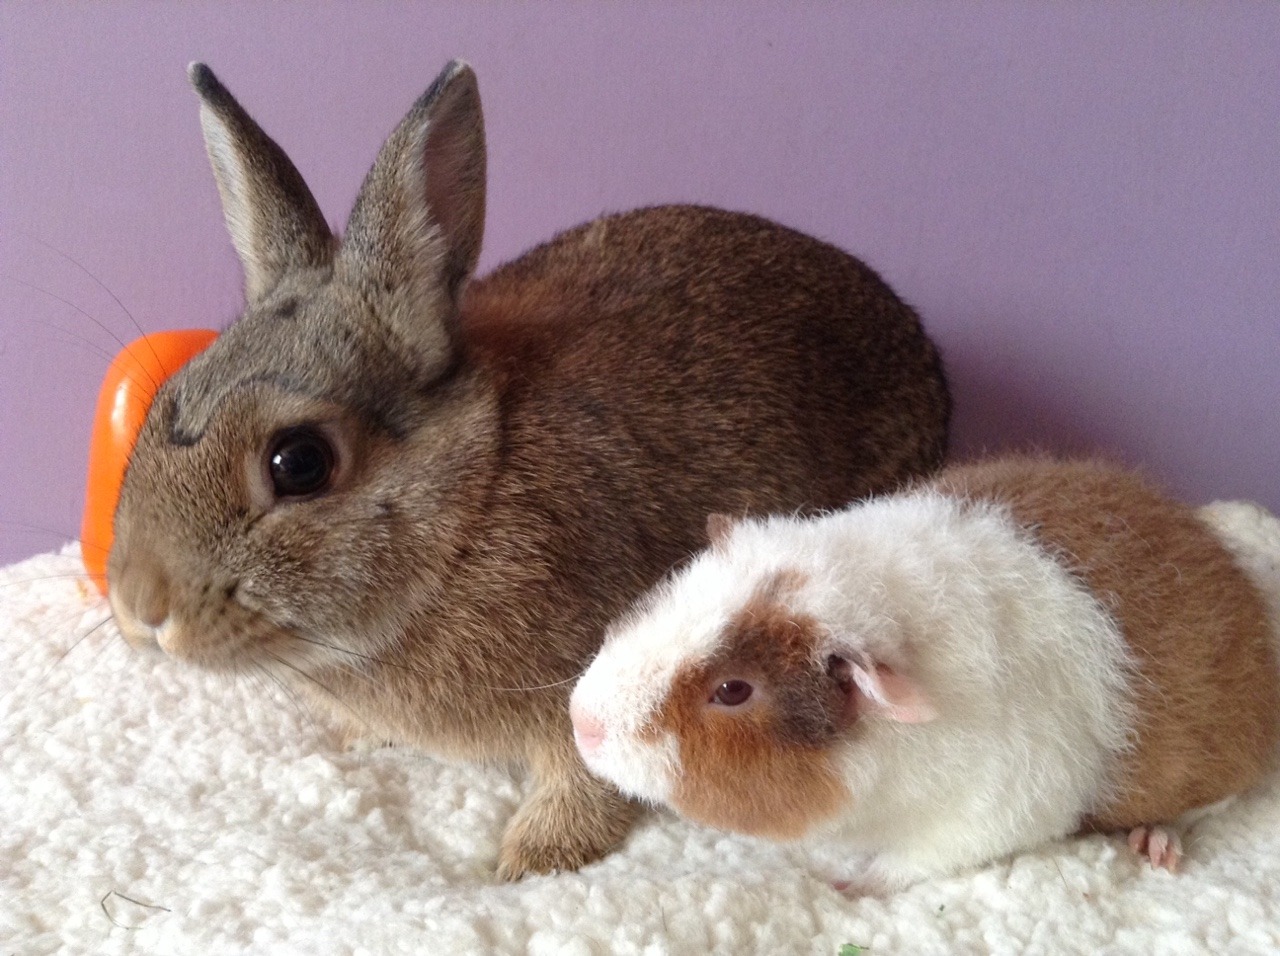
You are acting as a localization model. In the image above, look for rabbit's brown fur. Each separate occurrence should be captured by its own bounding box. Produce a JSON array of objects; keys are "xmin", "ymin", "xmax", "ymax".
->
[{"xmin": 108, "ymin": 61, "xmax": 950, "ymax": 878}]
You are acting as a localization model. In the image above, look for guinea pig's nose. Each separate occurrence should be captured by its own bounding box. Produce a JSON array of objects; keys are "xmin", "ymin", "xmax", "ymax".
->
[{"xmin": 570, "ymin": 706, "xmax": 607, "ymax": 756}]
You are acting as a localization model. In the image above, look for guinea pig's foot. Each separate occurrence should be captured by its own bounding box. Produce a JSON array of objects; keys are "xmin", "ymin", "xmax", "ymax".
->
[
  {"xmin": 497, "ymin": 755, "xmax": 641, "ymax": 880},
  {"xmin": 336, "ymin": 725, "xmax": 396, "ymax": 752},
  {"xmin": 1126, "ymin": 824, "xmax": 1182, "ymax": 872},
  {"xmin": 828, "ymin": 877, "xmax": 886, "ymax": 899}
]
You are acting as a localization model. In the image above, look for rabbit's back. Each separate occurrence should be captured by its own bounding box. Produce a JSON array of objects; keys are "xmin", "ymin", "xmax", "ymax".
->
[
  {"xmin": 454, "ymin": 204, "xmax": 949, "ymax": 644},
  {"xmin": 466, "ymin": 205, "xmax": 947, "ymax": 507}
]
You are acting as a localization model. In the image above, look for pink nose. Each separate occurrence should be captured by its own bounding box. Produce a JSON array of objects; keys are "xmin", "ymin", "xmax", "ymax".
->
[{"xmin": 571, "ymin": 707, "xmax": 607, "ymax": 755}]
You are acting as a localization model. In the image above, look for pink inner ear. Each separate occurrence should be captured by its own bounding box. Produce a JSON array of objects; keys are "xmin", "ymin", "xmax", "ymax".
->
[
  {"xmin": 850, "ymin": 659, "xmax": 936, "ymax": 725},
  {"xmin": 706, "ymin": 513, "xmax": 735, "ymax": 548}
]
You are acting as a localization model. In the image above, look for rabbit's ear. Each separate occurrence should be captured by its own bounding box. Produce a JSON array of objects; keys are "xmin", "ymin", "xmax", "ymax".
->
[
  {"xmin": 187, "ymin": 63, "xmax": 334, "ymax": 305},
  {"xmin": 338, "ymin": 60, "xmax": 485, "ymax": 356}
]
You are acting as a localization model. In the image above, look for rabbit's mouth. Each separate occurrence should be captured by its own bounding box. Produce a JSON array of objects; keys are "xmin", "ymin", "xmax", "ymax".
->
[
  {"xmin": 108, "ymin": 595, "xmax": 166, "ymax": 655},
  {"xmin": 107, "ymin": 572, "xmax": 303, "ymax": 674}
]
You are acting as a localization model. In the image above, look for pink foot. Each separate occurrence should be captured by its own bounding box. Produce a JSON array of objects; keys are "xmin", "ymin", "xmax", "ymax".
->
[
  {"xmin": 827, "ymin": 874, "xmax": 890, "ymax": 898},
  {"xmin": 1127, "ymin": 825, "xmax": 1182, "ymax": 872}
]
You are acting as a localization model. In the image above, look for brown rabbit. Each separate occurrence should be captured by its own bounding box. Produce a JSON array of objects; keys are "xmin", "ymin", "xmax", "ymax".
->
[{"xmin": 106, "ymin": 60, "xmax": 950, "ymax": 879}]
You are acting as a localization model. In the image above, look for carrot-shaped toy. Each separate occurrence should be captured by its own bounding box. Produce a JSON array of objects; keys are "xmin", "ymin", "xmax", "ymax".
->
[{"xmin": 81, "ymin": 329, "xmax": 218, "ymax": 594}]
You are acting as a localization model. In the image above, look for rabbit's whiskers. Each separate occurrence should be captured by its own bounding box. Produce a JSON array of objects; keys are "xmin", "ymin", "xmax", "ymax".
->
[
  {"xmin": 264, "ymin": 650, "xmax": 375, "ymax": 737},
  {"xmin": 17, "ymin": 228, "xmax": 165, "ymax": 379},
  {"xmin": 247, "ymin": 660, "xmax": 324, "ymax": 736},
  {"xmin": 7, "ymin": 276, "xmax": 161, "ymax": 392},
  {"xmin": 289, "ymin": 633, "xmax": 579, "ymax": 694}
]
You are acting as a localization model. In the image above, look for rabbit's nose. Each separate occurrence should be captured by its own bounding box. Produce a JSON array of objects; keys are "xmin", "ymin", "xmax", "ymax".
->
[
  {"xmin": 107, "ymin": 548, "xmax": 172, "ymax": 650},
  {"xmin": 136, "ymin": 585, "xmax": 170, "ymax": 631},
  {"xmin": 570, "ymin": 705, "xmax": 607, "ymax": 756},
  {"xmin": 128, "ymin": 554, "xmax": 172, "ymax": 630}
]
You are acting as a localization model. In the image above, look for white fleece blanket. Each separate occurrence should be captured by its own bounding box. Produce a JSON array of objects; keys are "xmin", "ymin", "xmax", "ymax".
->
[{"xmin": 4, "ymin": 502, "xmax": 1280, "ymax": 955}]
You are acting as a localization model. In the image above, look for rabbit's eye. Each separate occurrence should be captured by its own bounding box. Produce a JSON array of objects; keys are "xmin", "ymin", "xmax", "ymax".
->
[
  {"xmin": 268, "ymin": 428, "xmax": 335, "ymax": 499},
  {"xmin": 711, "ymin": 679, "xmax": 754, "ymax": 707}
]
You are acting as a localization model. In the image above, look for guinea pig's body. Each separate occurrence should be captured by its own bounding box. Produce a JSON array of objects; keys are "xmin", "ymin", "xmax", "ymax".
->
[
  {"xmin": 571, "ymin": 457, "xmax": 1280, "ymax": 890},
  {"xmin": 106, "ymin": 63, "xmax": 949, "ymax": 878}
]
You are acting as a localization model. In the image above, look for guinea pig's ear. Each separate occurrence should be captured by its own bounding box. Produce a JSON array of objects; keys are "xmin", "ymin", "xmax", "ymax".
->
[
  {"xmin": 188, "ymin": 63, "xmax": 335, "ymax": 305},
  {"xmin": 827, "ymin": 651, "xmax": 936, "ymax": 726},
  {"xmin": 706, "ymin": 513, "xmax": 736, "ymax": 549}
]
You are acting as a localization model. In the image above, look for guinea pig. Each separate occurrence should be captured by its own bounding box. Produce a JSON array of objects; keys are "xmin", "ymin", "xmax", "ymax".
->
[
  {"xmin": 104, "ymin": 61, "xmax": 950, "ymax": 879},
  {"xmin": 570, "ymin": 456, "xmax": 1280, "ymax": 891}
]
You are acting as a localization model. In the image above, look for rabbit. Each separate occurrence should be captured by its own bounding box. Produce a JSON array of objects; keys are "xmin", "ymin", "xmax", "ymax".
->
[
  {"xmin": 570, "ymin": 456, "xmax": 1280, "ymax": 891},
  {"xmin": 106, "ymin": 60, "xmax": 951, "ymax": 880}
]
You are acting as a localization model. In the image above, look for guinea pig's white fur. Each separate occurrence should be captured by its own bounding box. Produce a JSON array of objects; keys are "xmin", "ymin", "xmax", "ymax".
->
[{"xmin": 571, "ymin": 491, "xmax": 1140, "ymax": 890}]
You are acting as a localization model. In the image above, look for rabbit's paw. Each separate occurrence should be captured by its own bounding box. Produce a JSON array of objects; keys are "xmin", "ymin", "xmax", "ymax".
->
[{"xmin": 497, "ymin": 759, "xmax": 640, "ymax": 880}]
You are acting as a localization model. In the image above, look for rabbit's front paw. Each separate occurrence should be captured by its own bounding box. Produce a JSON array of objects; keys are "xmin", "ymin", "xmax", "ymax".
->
[{"xmin": 496, "ymin": 766, "xmax": 640, "ymax": 880}]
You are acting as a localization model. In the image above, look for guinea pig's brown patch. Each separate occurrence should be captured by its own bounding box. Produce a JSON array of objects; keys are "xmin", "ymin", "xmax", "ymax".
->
[
  {"xmin": 651, "ymin": 573, "xmax": 852, "ymax": 839},
  {"xmin": 933, "ymin": 456, "xmax": 1280, "ymax": 830}
]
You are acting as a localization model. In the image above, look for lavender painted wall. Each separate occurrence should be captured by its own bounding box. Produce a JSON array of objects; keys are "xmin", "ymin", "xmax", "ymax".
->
[{"xmin": 2, "ymin": 2, "xmax": 1278, "ymax": 566}]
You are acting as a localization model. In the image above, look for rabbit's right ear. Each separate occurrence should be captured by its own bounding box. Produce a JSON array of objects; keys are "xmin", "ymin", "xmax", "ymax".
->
[
  {"xmin": 188, "ymin": 63, "xmax": 334, "ymax": 305},
  {"xmin": 338, "ymin": 60, "xmax": 486, "ymax": 364}
]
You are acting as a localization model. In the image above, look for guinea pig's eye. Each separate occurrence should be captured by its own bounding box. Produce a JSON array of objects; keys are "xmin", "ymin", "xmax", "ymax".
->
[
  {"xmin": 267, "ymin": 427, "xmax": 335, "ymax": 499},
  {"xmin": 711, "ymin": 679, "xmax": 754, "ymax": 707}
]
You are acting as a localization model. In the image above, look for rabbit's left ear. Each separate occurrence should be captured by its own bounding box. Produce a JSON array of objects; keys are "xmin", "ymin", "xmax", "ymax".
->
[
  {"xmin": 827, "ymin": 650, "xmax": 936, "ymax": 726},
  {"xmin": 188, "ymin": 63, "xmax": 335, "ymax": 305},
  {"xmin": 339, "ymin": 61, "xmax": 486, "ymax": 328}
]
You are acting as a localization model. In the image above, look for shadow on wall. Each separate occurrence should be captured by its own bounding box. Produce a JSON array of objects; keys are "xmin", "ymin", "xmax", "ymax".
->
[{"xmin": 939, "ymin": 310, "xmax": 1136, "ymax": 468}]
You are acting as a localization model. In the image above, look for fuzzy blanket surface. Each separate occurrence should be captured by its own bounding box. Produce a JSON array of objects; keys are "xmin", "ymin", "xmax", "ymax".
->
[{"xmin": 3, "ymin": 502, "xmax": 1280, "ymax": 955}]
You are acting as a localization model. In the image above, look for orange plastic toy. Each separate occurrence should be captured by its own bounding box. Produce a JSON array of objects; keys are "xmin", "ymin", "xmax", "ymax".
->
[{"xmin": 81, "ymin": 329, "xmax": 219, "ymax": 595}]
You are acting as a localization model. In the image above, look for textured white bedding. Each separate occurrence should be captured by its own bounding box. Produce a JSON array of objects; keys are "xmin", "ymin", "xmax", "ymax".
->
[{"xmin": 3, "ymin": 502, "xmax": 1279, "ymax": 955}]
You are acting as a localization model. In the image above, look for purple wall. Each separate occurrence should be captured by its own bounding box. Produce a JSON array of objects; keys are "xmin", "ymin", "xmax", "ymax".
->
[{"xmin": 3, "ymin": 2, "xmax": 1278, "ymax": 566}]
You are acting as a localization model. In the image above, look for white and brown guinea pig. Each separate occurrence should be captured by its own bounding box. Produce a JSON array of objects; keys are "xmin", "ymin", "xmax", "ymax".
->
[{"xmin": 570, "ymin": 456, "xmax": 1280, "ymax": 892}]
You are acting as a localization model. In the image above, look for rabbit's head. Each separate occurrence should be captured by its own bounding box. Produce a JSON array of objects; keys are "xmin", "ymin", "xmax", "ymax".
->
[{"xmin": 109, "ymin": 61, "xmax": 490, "ymax": 673}]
